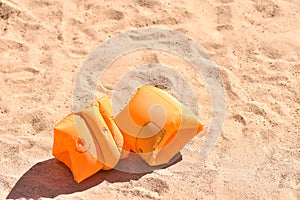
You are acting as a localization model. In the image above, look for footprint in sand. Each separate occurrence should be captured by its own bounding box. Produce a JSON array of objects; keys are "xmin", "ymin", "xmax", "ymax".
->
[
  {"xmin": 232, "ymin": 114, "xmax": 246, "ymax": 125},
  {"xmin": 255, "ymin": 0, "xmax": 280, "ymax": 18},
  {"xmin": 246, "ymin": 103, "xmax": 268, "ymax": 119},
  {"xmin": 218, "ymin": 67, "xmax": 241, "ymax": 100},
  {"xmin": 2, "ymin": 67, "xmax": 39, "ymax": 88},
  {"xmin": 0, "ymin": 38, "xmax": 28, "ymax": 52},
  {"xmin": 135, "ymin": 0, "xmax": 160, "ymax": 8},
  {"xmin": 106, "ymin": 8, "xmax": 124, "ymax": 20},
  {"xmin": 0, "ymin": 1, "xmax": 18, "ymax": 20},
  {"xmin": 30, "ymin": 112, "xmax": 47, "ymax": 133},
  {"xmin": 216, "ymin": 3, "xmax": 234, "ymax": 31}
]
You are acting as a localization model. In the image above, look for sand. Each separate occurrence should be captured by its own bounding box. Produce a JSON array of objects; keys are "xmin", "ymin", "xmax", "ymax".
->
[{"xmin": 1, "ymin": 0, "xmax": 300, "ymax": 199}]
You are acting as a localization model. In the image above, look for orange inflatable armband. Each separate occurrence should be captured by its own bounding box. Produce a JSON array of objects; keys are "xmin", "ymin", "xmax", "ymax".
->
[
  {"xmin": 52, "ymin": 96, "xmax": 123, "ymax": 183},
  {"xmin": 115, "ymin": 86, "xmax": 203, "ymax": 166}
]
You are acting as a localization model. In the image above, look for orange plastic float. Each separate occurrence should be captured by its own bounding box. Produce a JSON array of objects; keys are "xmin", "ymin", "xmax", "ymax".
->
[
  {"xmin": 52, "ymin": 96, "xmax": 123, "ymax": 183},
  {"xmin": 53, "ymin": 86, "xmax": 203, "ymax": 182},
  {"xmin": 115, "ymin": 85, "xmax": 203, "ymax": 166}
]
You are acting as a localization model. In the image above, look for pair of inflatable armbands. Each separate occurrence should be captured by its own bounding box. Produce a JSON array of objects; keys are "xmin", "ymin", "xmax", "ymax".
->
[{"xmin": 52, "ymin": 86, "xmax": 203, "ymax": 183}]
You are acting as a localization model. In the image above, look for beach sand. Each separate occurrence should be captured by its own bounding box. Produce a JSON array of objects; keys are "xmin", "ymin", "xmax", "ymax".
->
[{"xmin": 1, "ymin": 0, "xmax": 299, "ymax": 199}]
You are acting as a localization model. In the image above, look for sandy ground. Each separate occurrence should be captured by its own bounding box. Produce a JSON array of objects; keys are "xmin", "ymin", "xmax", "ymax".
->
[{"xmin": 1, "ymin": 0, "xmax": 300, "ymax": 199}]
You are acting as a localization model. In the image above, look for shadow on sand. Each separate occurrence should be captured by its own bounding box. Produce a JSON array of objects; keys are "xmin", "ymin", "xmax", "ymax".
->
[{"xmin": 7, "ymin": 152, "xmax": 182, "ymax": 199}]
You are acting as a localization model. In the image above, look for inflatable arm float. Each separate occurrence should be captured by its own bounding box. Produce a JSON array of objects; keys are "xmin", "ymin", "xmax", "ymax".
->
[{"xmin": 52, "ymin": 96, "xmax": 123, "ymax": 183}]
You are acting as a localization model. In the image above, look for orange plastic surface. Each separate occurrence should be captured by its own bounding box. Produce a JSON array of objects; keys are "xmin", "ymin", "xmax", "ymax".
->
[
  {"xmin": 115, "ymin": 86, "xmax": 203, "ymax": 166},
  {"xmin": 52, "ymin": 96, "xmax": 123, "ymax": 183}
]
